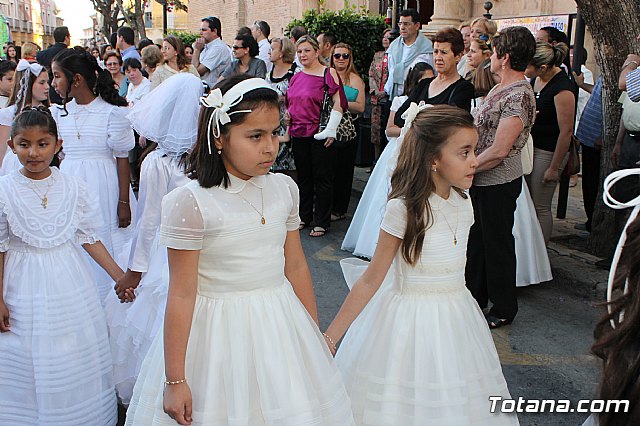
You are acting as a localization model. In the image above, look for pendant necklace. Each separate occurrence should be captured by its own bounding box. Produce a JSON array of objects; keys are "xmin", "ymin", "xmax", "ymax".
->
[
  {"xmin": 441, "ymin": 206, "xmax": 459, "ymax": 246},
  {"xmin": 25, "ymin": 175, "xmax": 56, "ymax": 209},
  {"xmin": 74, "ymin": 108, "xmax": 92, "ymax": 140},
  {"xmin": 238, "ymin": 188, "xmax": 265, "ymax": 225}
]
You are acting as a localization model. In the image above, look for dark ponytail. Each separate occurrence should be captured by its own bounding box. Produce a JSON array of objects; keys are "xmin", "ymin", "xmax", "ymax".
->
[{"xmin": 52, "ymin": 46, "xmax": 127, "ymax": 116}]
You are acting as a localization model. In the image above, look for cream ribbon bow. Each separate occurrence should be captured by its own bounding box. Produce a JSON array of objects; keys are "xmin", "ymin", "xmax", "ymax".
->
[
  {"xmin": 199, "ymin": 78, "xmax": 272, "ymax": 154},
  {"xmin": 602, "ymin": 168, "xmax": 640, "ymax": 328},
  {"xmin": 400, "ymin": 101, "xmax": 433, "ymax": 134},
  {"xmin": 16, "ymin": 59, "xmax": 43, "ymax": 76}
]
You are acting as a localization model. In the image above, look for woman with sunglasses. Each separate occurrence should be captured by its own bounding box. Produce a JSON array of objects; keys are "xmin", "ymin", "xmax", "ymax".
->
[
  {"xmin": 330, "ymin": 43, "xmax": 365, "ymax": 222},
  {"xmin": 219, "ymin": 34, "xmax": 267, "ymax": 81},
  {"xmin": 285, "ymin": 35, "xmax": 347, "ymax": 237}
]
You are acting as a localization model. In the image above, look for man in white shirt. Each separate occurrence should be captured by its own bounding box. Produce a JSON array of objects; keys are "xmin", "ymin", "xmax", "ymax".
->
[
  {"xmin": 385, "ymin": 9, "xmax": 433, "ymax": 98},
  {"xmin": 252, "ymin": 20, "xmax": 272, "ymax": 70},
  {"xmin": 192, "ymin": 16, "xmax": 231, "ymax": 86}
]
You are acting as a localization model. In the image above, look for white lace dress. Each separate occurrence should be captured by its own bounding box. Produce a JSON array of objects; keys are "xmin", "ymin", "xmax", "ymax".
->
[
  {"xmin": 0, "ymin": 168, "xmax": 116, "ymax": 425},
  {"xmin": 337, "ymin": 191, "xmax": 518, "ymax": 425},
  {"xmin": 50, "ymin": 97, "xmax": 136, "ymax": 303},
  {"xmin": 341, "ymin": 95, "xmax": 407, "ymax": 259},
  {"xmin": 126, "ymin": 173, "xmax": 354, "ymax": 425},
  {"xmin": 104, "ymin": 151, "xmax": 189, "ymax": 405},
  {"xmin": 0, "ymin": 105, "xmax": 20, "ymax": 176}
]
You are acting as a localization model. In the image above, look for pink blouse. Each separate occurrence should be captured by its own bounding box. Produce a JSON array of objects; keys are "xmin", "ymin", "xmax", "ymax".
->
[{"xmin": 286, "ymin": 70, "xmax": 348, "ymax": 138}]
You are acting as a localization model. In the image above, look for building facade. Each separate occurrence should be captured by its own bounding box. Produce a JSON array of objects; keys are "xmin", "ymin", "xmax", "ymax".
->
[{"xmin": 0, "ymin": 0, "xmax": 61, "ymax": 48}]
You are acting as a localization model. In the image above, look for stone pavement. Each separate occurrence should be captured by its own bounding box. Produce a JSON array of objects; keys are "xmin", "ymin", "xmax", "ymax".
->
[{"xmin": 351, "ymin": 167, "xmax": 610, "ymax": 303}]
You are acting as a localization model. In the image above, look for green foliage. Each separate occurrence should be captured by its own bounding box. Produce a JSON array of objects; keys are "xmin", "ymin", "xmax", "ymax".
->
[
  {"xmin": 287, "ymin": 5, "xmax": 388, "ymax": 83},
  {"xmin": 167, "ymin": 30, "xmax": 199, "ymax": 47}
]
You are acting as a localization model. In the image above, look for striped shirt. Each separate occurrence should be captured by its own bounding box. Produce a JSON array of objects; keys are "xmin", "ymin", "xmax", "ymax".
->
[
  {"xmin": 627, "ymin": 68, "xmax": 640, "ymax": 102},
  {"xmin": 575, "ymin": 76, "xmax": 603, "ymax": 148}
]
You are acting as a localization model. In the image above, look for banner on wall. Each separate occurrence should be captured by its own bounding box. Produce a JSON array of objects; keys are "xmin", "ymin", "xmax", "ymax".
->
[
  {"xmin": 495, "ymin": 14, "xmax": 570, "ymax": 35},
  {"xmin": 0, "ymin": 16, "xmax": 10, "ymax": 47}
]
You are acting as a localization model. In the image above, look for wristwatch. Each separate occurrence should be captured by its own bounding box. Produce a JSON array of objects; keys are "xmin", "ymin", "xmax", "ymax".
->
[{"xmin": 623, "ymin": 60, "xmax": 639, "ymax": 70}]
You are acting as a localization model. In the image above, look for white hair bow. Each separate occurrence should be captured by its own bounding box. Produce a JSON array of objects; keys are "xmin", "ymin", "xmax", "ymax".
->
[
  {"xmin": 16, "ymin": 59, "xmax": 43, "ymax": 76},
  {"xmin": 602, "ymin": 168, "xmax": 640, "ymax": 328},
  {"xmin": 400, "ymin": 101, "xmax": 433, "ymax": 131},
  {"xmin": 199, "ymin": 78, "xmax": 273, "ymax": 154}
]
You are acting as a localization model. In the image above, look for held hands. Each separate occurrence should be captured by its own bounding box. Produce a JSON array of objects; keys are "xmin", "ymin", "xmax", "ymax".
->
[
  {"xmin": 542, "ymin": 167, "xmax": 560, "ymax": 184},
  {"xmin": 117, "ymin": 201, "xmax": 132, "ymax": 228},
  {"xmin": 0, "ymin": 299, "xmax": 10, "ymax": 332},
  {"xmin": 114, "ymin": 270, "xmax": 142, "ymax": 303},
  {"xmin": 163, "ymin": 382, "xmax": 193, "ymax": 425}
]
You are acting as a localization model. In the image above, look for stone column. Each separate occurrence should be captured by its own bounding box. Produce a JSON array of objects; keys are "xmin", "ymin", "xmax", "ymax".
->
[{"xmin": 424, "ymin": 0, "xmax": 471, "ymax": 34}]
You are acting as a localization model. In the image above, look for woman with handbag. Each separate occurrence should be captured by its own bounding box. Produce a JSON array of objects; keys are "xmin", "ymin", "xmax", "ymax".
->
[
  {"xmin": 525, "ymin": 41, "xmax": 576, "ymax": 243},
  {"xmin": 286, "ymin": 35, "xmax": 347, "ymax": 237},
  {"xmin": 330, "ymin": 43, "xmax": 365, "ymax": 222}
]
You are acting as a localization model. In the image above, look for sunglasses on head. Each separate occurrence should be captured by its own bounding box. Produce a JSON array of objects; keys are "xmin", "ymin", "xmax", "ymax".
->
[{"xmin": 333, "ymin": 53, "xmax": 350, "ymax": 60}]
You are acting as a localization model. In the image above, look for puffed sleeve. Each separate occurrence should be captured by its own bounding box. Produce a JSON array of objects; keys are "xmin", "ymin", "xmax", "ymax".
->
[
  {"xmin": 106, "ymin": 106, "xmax": 135, "ymax": 158},
  {"xmin": 76, "ymin": 180, "xmax": 105, "ymax": 245},
  {"xmin": 128, "ymin": 153, "xmax": 171, "ymax": 271},
  {"xmin": 0, "ymin": 105, "xmax": 16, "ymax": 127},
  {"xmin": 380, "ymin": 198, "xmax": 407, "ymax": 239},
  {"xmin": 159, "ymin": 185, "xmax": 204, "ymax": 250},
  {"xmin": 278, "ymin": 174, "xmax": 301, "ymax": 231}
]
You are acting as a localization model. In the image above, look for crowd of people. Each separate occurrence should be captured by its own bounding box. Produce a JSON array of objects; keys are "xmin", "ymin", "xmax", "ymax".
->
[{"xmin": 0, "ymin": 10, "xmax": 638, "ymax": 426}]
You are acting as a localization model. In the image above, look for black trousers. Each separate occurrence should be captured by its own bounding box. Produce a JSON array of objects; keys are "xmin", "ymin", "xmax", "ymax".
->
[
  {"xmin": 332, "ymin": 137, "xmax": 358, "ymax": 215},
  {"xmin": 580, "ymin": 144, "xmax": 600, "ymax": 231},
  {"xmin": 291, "ymin": 136, "xmax": 336, "ymax": 230},
  {"xmin": 465, "ymin": 177, "xmax": 522, "ymax": 321}
]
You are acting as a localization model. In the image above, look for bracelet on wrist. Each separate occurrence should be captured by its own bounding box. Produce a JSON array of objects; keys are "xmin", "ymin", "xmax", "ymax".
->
[
  {"xmin": 624, "ymin": 60, "xmax": 639, "ymax": 70},
  {"xmin": 322, "ymin": 332, "xmax": 337, "ymax": 351},
  {"xmin": 164, "ymin": 378, "xmax": 187, "ymax": 386},
  {"xmin": 118, "ymin": 200, "xmax": 129, "ymax": 205}
]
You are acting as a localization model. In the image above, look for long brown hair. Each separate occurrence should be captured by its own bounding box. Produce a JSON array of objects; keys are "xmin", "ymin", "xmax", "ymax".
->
[
  {"xmin": 164, "ymin": 35, "xmax": 189, "ymax": 71},
  {"xmin": 389, "ymin": 105, "xmax": 475, "ymax": 265},
  {"xmin": 7, "ymin": 68, "xmax": 50, "ymax": 117},
  {"xmin": 592, "ymin": 214, "xmax": 640, "ymax": 426}
]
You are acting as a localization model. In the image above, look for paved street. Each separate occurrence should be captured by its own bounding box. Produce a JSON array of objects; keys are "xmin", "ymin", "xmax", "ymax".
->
[{"xmin": 301, "ymin": 167, "xmax": 605, "ymax": 426}]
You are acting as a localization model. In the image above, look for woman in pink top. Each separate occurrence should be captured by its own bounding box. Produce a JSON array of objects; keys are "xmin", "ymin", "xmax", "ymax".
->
[{"xmin": 286, "ymin": 35, "xmax": 347, "ymax": 237}]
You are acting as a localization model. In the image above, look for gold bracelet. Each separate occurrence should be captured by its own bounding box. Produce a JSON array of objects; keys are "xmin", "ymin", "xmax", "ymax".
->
[
  {"xmin": 164, "ymin": 378, "xmax": 187, "ymax": 386},
  {"xmin": 322, "ymin": 332, "xmax": 337, "ymax": 351},
  {"xmin": 118, "ymin": 200, "xmax": 129, "ymax": 205}
]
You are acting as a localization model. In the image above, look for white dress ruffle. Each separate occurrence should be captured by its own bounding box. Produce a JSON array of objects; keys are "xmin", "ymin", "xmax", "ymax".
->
[
  {"xmin": 51, "ymin": 97, "xmax": 136, "ymax": 303},
  {"xmin": 126, "ymin": 174, "xmax": 354, "ymax": 425},
  {"xmin": 0, "ymin": 168, "xmax": 116, "ymax": 425},
  {"xmin": 337, "ymin": 193, "xmax": 518, "ymax": 425},
  {"xmin": 105, "ymin": 151, "xmax": 189, "ymax": 405}
]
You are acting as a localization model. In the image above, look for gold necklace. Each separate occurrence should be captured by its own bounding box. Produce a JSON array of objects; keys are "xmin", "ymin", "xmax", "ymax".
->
[
  {"xmin": 25, "ymin": 175, "xmax": 55, "ymax": 209},
  {"xmin": 238, "ymin": 188, "xmax": 265, "ymax": 225},
  {"xmin": 440, "ymin": 206, "xmax": 459, "ymax": 246},
  {"xmin": 73, "ymin": 108, "xmax": 92, "ymax": 139}
]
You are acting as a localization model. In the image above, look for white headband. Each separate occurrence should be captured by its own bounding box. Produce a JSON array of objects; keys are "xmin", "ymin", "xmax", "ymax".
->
[
  {"xmin": 602, "ymin": 168, "xmax": 640, "ymax": 328},
  {"xmin": 199, "ymin": 78, "xmax": 274, "ymax": 154}
]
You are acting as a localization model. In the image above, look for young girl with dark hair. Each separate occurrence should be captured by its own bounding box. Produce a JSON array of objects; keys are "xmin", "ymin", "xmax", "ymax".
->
[
  {"xmin": 105, "ymin": 73, "xmax": 203, "ymax": 407},
  {"xmin": 326, "ymin": 105, "xmax": 518, "ymax": 425},
  {"xmin": 50, "ymin": 46, "xmax": 135, "ymax": 304},
  {"xmin": 582, "ymin": 168, "xmax": 640, "ymax": 426},
  {"xmin": 0, "ymin": 60, "xmax": 50, "ymax": 175},
  {"xmin": 0, "ymin": 108, "xmax": 123, "ymax": 425},
  {"xmin": 126, "ymin": 75, "xmax": 354, "ymax": 425}
]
